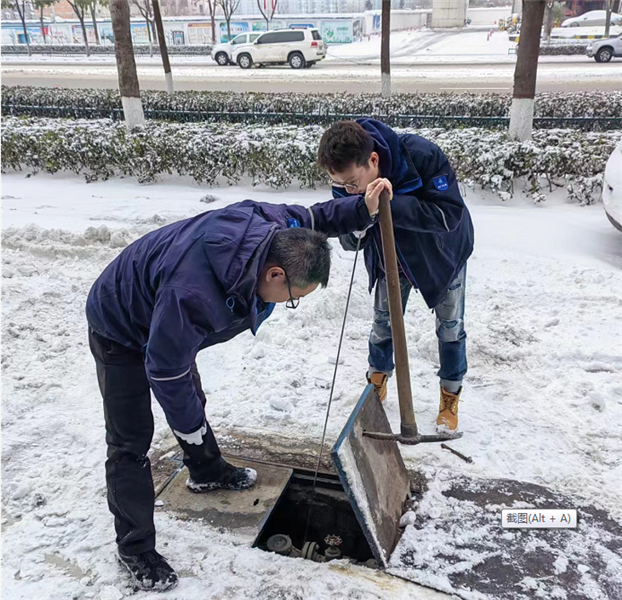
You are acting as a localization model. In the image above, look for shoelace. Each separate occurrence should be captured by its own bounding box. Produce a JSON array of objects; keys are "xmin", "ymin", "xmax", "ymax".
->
[{"xmin": 441, "ymin": 395, "xmax": 460, "ymax": 415}]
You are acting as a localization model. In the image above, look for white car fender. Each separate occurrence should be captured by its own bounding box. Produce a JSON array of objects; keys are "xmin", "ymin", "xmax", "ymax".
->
[{"xmin": 602, "ymin": 139, "xmax": 622, "ymax": 231}]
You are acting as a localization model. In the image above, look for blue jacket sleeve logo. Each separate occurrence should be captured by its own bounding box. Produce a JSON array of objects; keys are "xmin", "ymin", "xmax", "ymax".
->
[
  {"xmin": 433, "ymin": 175, "xmax": 449, "ymax": 191},
  {"xmin": 286, "ymin": 218, "xmax": 301, "ymax": 228}
]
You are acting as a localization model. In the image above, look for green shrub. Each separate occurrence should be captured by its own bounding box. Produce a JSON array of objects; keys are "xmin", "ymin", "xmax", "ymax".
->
[
  {"xmin": 2, "ymin": 116, "xmax": 619, "ymax": 205},
  {"xmin": 3, "ymin": 87, "xmax": 621, "ymax": 127}
]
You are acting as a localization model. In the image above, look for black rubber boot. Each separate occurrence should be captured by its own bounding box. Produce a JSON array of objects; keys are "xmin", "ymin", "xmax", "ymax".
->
[
  {"xmin": 186, "ymin": 461, "xmax": 257, "ymax": 492},
  {"xmin": 117, "ymin": 549, "xmax": 178, "ymax": 591}
]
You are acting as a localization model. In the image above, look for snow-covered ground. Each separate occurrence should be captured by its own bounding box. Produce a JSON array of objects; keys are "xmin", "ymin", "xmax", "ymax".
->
[
  {"xmin": 325, "ymin": 29, "xmax": 518, "ymax": 64},
  {"xmin": 4, "ymin": 29, "xmax": 613, "ymax": 67},
  {"xmin": 2, "ymin": 172, "xmax": 621, "ymax": 600},
  {"xmin": 4, "ymin": 30, "xmax": 612, "ymax": 95},
  {"xmin": 2, "ymin": 59, "xmax": 611, "ymax": 84}
]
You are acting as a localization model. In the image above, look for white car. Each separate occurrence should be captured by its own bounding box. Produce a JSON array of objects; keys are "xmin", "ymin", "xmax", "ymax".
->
[
  {"xmin": 561, "ymin": 10, "xmax": 622, "ymax": 27},
  {"xmin": 602, "ymin": 139, "xmax": 622, "ymax": 232},
  {"xmin": 587, "ymin": 33, "xmax": 622, "ymax": 62},
  {"xmin": 211, "ymin": 32, "xmax": 263, "ymax": 66},
  {"xmin": 233, "ymin": 28, "xmax": 326, "ymax": 69}
]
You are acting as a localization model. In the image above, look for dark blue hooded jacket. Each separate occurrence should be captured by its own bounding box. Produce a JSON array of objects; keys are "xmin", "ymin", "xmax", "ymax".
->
[
  {"xmin": 334, "ymin": 119, "xmax": 474, "ymax": 309},
  {"xmin": 86, "ymin": 196, "xmax": 372, "ymax": 435}
]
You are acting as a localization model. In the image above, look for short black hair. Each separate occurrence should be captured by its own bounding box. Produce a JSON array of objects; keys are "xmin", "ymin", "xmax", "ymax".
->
[
  {"xmin": 266, "ymin": 228, "xmax": 331, "ymax": 288},
  {"xmin": 317, "ymin": 121, "xmax": 375, "ymax": 174}
]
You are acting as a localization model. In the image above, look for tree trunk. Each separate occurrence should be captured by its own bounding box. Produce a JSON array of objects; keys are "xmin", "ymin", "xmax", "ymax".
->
[
  {"xmin": 209, "ymin": 2, "xmax": 216, "ymax": 43},
  {"xmin": 16, "ymin": 2, "xmax": 31, "ymax": 56},
  {"xmin": 605, "ymin": 0, "xmax": 613, "ymax": 38},
  {"xmin": 78, "ymin": 14, "xmax": 91, "ymax": 56},
  {"xmin": 110, "ymin": 0, "xmax": 145, "ymax": 127},
  {"xmin": 543, "ymin": 1, "xmax": 553, "ymax": 43},
  {"xmin": 509, "ymin": 0, "xmax": 546, "ymax": 141},
  {"xmin": 152, "ymin": 0, "xmax": 173, "ymax": 95},
  {"xmin": 90, "ymin": 4, "xmax": 101, "ymax": 45},
  {"xmin": 226, "ymin": 18, "xmax": 231, "ymax": 41},
  {"xmin": 256, "ymin": 0, "xmax": 269, "ymax": 32},
  {"xmin": 40, "ymin": 6, "xmax": 47, "ymax": 44},
  {"xmin": 146, "ymin": 16, "xmax": 153, "ymax": 56},
  {"xmin": 381, "ymin": 0, "xmax": 391, "ymax": 98}
]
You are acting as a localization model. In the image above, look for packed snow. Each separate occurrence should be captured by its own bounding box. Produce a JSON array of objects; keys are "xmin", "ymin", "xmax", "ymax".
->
[
  {"xmin": 2, "ymin": 29, "xmax": 604, "ymax": 67},
  {"xmin": 2, "ymin": 172, "xmax": 621, "ymax": 600},
  {"xmin": 387, "ymin": 470, "xmax": 622, "ymax": 599},
  {"xmin": 3, "ymin": 58, "xmax": 615, "ymax": 98}
]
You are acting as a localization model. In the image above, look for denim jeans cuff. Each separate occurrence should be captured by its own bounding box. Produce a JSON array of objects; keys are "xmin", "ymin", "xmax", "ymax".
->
[
  {"xmin": 440, "ymin": 379, "xmax": 463, "ymax": 394},
  {"xmin": 368, "ymin": 367, "xmax": 393, "ymax": 378}
]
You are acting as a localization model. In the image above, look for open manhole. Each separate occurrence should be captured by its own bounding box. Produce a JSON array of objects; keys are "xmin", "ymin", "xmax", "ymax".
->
[
  {"xmin": 157, "ymin": 456, "xmax": 378, "ymax": 567},
  {"xmin": 156, "ymin": 386, "xmax": 410, "ymax": 569},
  {"xmin": 153, "ymin": 380, "xmax": 622, "ymax": 599},
  {"xmin": 254, "ymin": 468, "xmax": 376, "ymax": 566}
]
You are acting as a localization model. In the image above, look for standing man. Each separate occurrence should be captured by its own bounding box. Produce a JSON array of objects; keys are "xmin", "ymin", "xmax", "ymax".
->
[
  {"xmin": 86, "ymin": 184, "xmax": 389, "ymax": 592},
  {"xmin": 318, "ymin": 119, "xmax": 474, "ymax": 433}
]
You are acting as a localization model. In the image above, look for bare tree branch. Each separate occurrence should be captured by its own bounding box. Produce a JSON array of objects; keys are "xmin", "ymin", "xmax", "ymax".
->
[
  {"xmin": 32, "ymin": 0, "xmax": 57, "ymax": 44},
  {"xmin": 67, "ymin": 0, "xmax": 91, "ymax": 55},
  {"xmin": 255, "ymin": 0, "xmax": 278, "ymax": 30},
  {"xmin": 216, "ymin": 0, "xmax": 241, "ymax": 41}
]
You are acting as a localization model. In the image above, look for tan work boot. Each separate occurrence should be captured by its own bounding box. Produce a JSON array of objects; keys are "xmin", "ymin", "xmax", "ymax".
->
[
  {"xmin": 367, "ymin": 372, "xmax": 388, "ymax": 402},
  {"xmin": 436, "ymin": 387, "xmax": 462, "ymax": 432}
]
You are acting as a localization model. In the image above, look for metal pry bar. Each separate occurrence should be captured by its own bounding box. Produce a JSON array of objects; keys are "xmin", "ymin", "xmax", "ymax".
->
[
  {"xmin": 440, "ymin": 443, "xmax": 473, "ymax": 463},
  {"xmin": 363, "ymin": 431, "xmax": 464, "ymax": 444}
]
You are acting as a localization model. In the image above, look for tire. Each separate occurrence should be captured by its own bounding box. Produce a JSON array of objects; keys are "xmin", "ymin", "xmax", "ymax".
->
[
  {"xmin": 288, "ymin": 52, "xmax": 306, "ymax": 69},
  {"xmin": 215, "ymin": 52, "xmax": 230, "ymax": 66},
  {"xmin": 596, "ymin": 47, "xmax": 613, "ymax": 63},
  {"xmin": 570, "ymin": 22, "xmax": 579, "ymax": 27},
  {"xmin": 237, "ymin": 53, "xmax": 253, "ymax": 69}
]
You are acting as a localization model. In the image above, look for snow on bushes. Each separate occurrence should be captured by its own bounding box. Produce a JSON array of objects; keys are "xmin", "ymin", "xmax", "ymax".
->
[
  {"xmin": 2, "ymin": 116, "xmax": 619, "ymax": 205},
  {"xmin": 1, "ymin": 44, "xmax": 212, "ymax": 55},
  {"xmin": 539, "ymin": 44, "xmax": 589, "ymax": 56},
  {"xmin": 3, "ymin": 86, "xmax": 621, "ymax": 126}
]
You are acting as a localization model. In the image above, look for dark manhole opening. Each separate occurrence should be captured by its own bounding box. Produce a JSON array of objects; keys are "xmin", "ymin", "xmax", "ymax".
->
[{"xmin": 254, "ymin": 469, "xmax": 375, "ymax": 566}]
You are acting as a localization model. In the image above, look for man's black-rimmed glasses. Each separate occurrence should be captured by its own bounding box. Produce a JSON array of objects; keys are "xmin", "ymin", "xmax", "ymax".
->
[{"xmin": 284, "ymin": 272, "xmax": 300, "ymax": 310}]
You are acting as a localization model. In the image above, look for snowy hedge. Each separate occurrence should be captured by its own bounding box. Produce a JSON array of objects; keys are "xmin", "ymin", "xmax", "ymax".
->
[
  {"xmin": 3, "ymin": 87, "xmax": 621, "ymax": 128},
  {"xmin": 0, "ymin": 44, "xmax": 212, "ymax": 55},
  {"xmin": 539, "ymin": 44, "xmax": 588, "ymax": 56},
  {"xmin": 2, "ymin": 117, "xmax": 619, "ymax": 205}
]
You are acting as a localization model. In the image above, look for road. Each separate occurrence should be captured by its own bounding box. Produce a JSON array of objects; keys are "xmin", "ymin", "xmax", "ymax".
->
[{"xmin": 3, "ymin": 59, "xmax": 621, "ymax": 93}]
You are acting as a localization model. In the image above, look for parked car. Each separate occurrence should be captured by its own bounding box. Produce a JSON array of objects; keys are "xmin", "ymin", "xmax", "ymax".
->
[
  {"xmin": 561, "ymin": 10, "xmax": 622, "ymax": 27},
  {"xmin": 587, "ymin": 33, "xmax": 622, "ymax": 62},
  {"xmin": 211, "ymin": 32, "xmax": 263, "ymax": 66},
  {"xmin": 602, "ymin": 139, "xmax": 622, "ymax": 232},
  {"xmin": 233, "ymin": 28, "xmax": 326, "ymax": 69}
]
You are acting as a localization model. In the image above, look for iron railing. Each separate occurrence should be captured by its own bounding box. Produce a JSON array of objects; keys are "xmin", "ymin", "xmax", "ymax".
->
[{"xmin": 3, "ymin": 104, "xmax": 621, "ymax": 131}]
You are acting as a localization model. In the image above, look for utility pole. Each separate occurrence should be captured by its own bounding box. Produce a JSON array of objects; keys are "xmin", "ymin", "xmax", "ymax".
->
[
  {"xmin": 110, "ymin": 0, "xmax": 145, "ymax": 127},
  {"xmin": 152, "ymin": 0, "xmax": 173, "ymax": 95},
  {"xmin": 508, "ymin": 0, "xmax": 545, "ymax": 141},
  {"xmin": 381, "ymin": 0, "xmax": 391, "ymax": 98}
]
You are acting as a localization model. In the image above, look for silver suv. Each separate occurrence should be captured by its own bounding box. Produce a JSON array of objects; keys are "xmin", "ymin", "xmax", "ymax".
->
[
  {"xmin": 233, "ymin": 28, "xmax": 326, "ymax": 69},
  {"xmin": 587, "ymin": 33, "xmax": 622, "ymax": 62},
  {"xmin": 212, "ymin": 32, "xmax": 263, "ymax": 66}
]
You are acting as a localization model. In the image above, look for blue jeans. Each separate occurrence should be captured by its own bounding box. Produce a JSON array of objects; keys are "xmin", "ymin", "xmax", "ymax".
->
[{"xmin": 368, "ymin": 266, "xmax": 467, "ymax": 393}]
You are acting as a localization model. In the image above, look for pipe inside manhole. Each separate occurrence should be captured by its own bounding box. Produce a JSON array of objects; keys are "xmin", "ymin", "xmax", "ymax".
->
[{"xmin": 254, "ymin": 471, "xmax": 375, "ymax": 566}]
